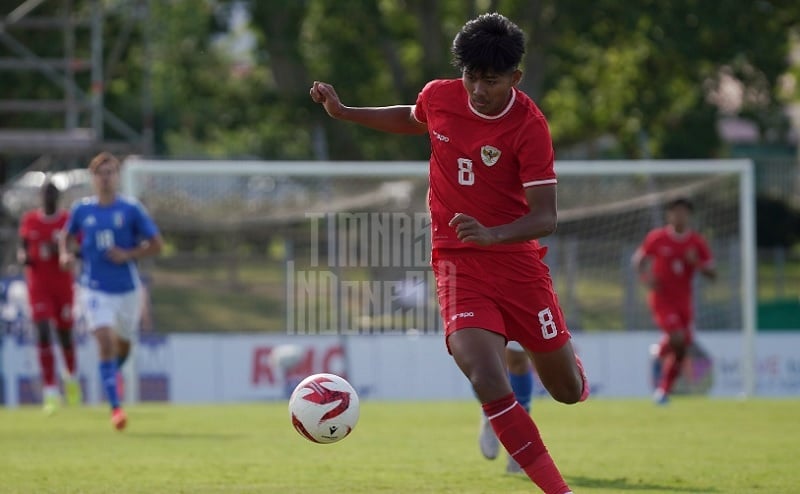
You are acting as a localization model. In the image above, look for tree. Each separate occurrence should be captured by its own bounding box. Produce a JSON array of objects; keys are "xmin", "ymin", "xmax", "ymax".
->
[
  {"xmin": 239, "ymin": 0, "xmax": 798, "ymax": 159},
  {"xmin": 517, "ymin": 0, "xmax": 799, "ymax": 157},
  {"xmin": 3, "ymin": 0, "xmax": 797, "ymax": 160}
]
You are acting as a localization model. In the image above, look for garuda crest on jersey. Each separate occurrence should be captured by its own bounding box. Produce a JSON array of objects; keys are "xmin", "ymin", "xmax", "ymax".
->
[{"xmin": 481, "ymin": 145, "xmax": 501, "ymax": 166}]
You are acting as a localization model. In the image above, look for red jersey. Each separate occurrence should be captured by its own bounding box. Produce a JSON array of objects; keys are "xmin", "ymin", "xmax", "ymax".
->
[
  {"xmin": 636, "ymin": 226, "xmax": 713, "ymax": 308},
  {"xmin": 413, "ymin": 79, "xmax": 556, "ymax": 252},
  {"xmin": 19, "ymin": 209, "xmax": 73, "ymax": 289}
]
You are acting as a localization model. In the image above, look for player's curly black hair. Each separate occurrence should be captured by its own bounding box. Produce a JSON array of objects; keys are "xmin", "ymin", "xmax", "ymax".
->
[
  {"xmin": 666, "ymin": 197, "xmax": 694, "ymax": 212},
  {"xmin": 451, "ymin": 13, "xmax": 525, "ymax": 75}
]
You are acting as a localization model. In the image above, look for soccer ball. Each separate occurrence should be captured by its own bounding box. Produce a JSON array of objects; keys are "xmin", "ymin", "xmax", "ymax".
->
[
  {"xmin": 288, "ymin": 373, "xmax": 359, "ymax": 444},
  {"xmin": 269, "ymin": 344, "xmax": 305, "ymax": 371}
]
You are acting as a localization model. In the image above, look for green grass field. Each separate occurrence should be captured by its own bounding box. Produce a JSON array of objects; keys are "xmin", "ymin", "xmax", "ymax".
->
[{"xmin": 1, "ymin": 398, "xmax": 798, "ymax": 493}]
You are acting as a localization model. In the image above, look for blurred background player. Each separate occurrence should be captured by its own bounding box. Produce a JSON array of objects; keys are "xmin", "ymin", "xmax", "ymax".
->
[
  {"xmin": 59, "ymin": 152, "xmax": 163, "ymax": 430},
  {"xmin": 479, "ymin": 342, "xmax": 535, "ymax": 474},
  {"xmin": 311, "ymin": 13, "xmax": 587, "ymax": 494},
  {"xmin": 632, "ymin": 197, "xmax": 716, "ymax": 405},
  {"xmin": 17, "ymin": 179, "xmax": 81, "ymax": 414}
]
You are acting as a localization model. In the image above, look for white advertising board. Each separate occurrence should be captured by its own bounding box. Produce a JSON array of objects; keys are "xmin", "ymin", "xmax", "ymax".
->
[{"xmin": 2, "ymin": 331, "xmax": 799, "ymax": 406}]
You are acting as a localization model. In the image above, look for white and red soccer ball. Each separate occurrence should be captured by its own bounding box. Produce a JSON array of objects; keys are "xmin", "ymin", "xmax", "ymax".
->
[{"xmin": 288, "ymin": 373, "xmax": 360, "ymax": 444}]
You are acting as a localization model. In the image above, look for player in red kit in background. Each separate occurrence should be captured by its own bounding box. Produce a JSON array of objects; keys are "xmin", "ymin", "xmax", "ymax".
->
[
  {"xmin": 311, "ymin": 13, "xmax": 587, "ymax": 494},
  {"xmin": 632, "ymin": 198, "xmax": 716, "ymax": 405},
  {"xmin": 17, "ymin": 180, "xmax": 82, "ymax": 414}
]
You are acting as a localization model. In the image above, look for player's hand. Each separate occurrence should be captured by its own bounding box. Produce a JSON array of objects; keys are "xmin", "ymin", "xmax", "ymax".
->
[
  {"xmin": 449, "ymin": 213, "xmax": 498, "ymax": 246},
  {"xmin": 106, "ymin": 247, "xmax": 132, "ymax": 264},
  {"xmin": 59, "ymin": 252, "xmax": 75, "ymax": 271},
  {"xmin": 310, "ymin": 81, "xmax": 346, "ymax": 119},
  {"xmin": 644, "ymin": 274, "xmax": 660, "ymax": 291}
]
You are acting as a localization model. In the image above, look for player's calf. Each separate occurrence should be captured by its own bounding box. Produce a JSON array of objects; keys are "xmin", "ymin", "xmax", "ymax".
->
[
  {"xmin": 483, "ymin": 393, "xmax": 571, "ymax": 493},
  {"xmin": 530, "ymin": 343, "xmax": 588, "ymax": 405}
]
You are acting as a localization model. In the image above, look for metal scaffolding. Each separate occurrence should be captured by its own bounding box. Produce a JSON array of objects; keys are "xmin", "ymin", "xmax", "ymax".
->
[{"xmin": 0, "ymin": 0, "xmax": 152, "ymax": 163}]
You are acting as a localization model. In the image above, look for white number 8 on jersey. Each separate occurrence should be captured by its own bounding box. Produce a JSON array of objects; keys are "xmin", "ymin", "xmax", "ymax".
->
[
  {"xmin": 457, "ymin": 158, "xmax": 475, "ymax": 186},
  {"xmin": 538, "ymin": 307, "xmax": 558, "ymax": 339}
]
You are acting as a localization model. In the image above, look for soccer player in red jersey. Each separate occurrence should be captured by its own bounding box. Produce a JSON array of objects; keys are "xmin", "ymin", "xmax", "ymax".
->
[
  {"xmin": 311, "ymin": 13, "xmax": 587, "ymax": 494},
  {"xmin": 17, "ymin": 180, "xmax": 82, "ymax": 413},
  {"xmin": 632, "ymin": 198, "xmax": 716, "ymax": 405}
]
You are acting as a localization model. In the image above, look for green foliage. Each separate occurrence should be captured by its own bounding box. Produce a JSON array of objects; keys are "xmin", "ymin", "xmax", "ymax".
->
[
  {"xmin": 537, "ymin": 0, "xmax": 798, "ymax": 157},
  {"xmin": 1, "ymin": 0, "xmax": 797, "ymax": 159},
  {"xmin": 756, "ymin": 196, "xmax": 800, "ymax": 247},
  {"xmin": 223, "ymin": 0, "xmax": 799, "ymax": 159}
]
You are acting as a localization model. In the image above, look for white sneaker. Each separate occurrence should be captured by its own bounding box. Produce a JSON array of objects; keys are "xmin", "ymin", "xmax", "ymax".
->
[
  {"xmin": 42, "ymin": 386, "xmax": 61, "ymax": 415},
  {"xmin": 63, "ymin": 374, "xmax": 82, "ymax": 406},
  {"xmin": 653, "ymin": 388, "xmax": 669, "ymax": 405},
  {"xmin": 478, "ymin": 414, "xmax": 499, "ymax": 460},
  {"xmin": 506, "ymin": 455, "xmax": 523, "ymax": 474}
]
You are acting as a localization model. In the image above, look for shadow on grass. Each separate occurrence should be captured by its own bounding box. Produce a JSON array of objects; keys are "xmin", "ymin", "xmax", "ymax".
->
[
  {"xmin": 565, "ymin": 476, "xmax": 718, "ymax": 492},
  {"xmin": 511, "ymin": 475, "xmax": 718, "ymax": 492}
]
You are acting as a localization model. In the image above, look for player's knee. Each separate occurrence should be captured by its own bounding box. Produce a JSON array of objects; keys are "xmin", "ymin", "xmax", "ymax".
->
[
  {"xmin": 35, "ymin": 322, "xmax": 51, "ymax": 345},
  {"xmin": 468, "ymin": 370, "xmax": 510, "ymax": 402},
  {"xmin": 56, "ymin": 331, "xmax": 73, "ymax": 350},
  {"xmin": 549, "ymin": 376, "xmax": 583, "ymax": 405},
  {"xmin": 668, "ymin": 331, "xmax": 686, "ymax": 347},
  {"xmin": 94, "ymin": 327, "xmax": 116, "ymax": 360},
  {"xmin": 669, "ymin": 337, "xmax": 688, "ymax": 357}
]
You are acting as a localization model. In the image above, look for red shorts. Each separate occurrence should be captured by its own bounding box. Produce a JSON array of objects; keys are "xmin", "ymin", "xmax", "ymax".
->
[
  {"xmin": 432, "ymin": 248, "xmax": 571, "ymax": 353},
  {"xmin": 27, "ymin": 281, "xmax": 74, "ymax": 330},
  {"xmin": 651, "ymin": 302, "xmax": 694, "ymax": 345}
]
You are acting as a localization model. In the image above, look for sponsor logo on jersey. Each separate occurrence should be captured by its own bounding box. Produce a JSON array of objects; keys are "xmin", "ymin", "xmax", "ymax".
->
[
  {"xmin": 113, "ymin": 212, "xmax": 124, "ymax": 228},
  {"xmin": 481, "ymin": 145, "xmax": 501, "ymax": 166},
  {"xmin": 433, "ymin": 130, "xmax": 450, "ymax": 142},
  {"xmin": 450, "ymin": 311, "xmax": 475, "ymax": 321}
]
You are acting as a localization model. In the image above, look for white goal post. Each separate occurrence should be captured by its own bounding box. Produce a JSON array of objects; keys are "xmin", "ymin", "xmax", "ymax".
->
[{"xmin": 122, "ymin": 157, "xmax": 757, "ymax": 398}]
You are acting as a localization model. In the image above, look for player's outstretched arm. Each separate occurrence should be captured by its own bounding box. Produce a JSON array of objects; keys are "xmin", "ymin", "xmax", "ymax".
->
[
  {"xmin": 687, "ymin": 242, "xmax": 717, "ymax": 281},
  {"xmin": 698, "ymin": 261, "xmax": 717, "ymax": 281},
  {"xmin": 310, "ymin": 81, "xmax": 427, "ymax": 135},
  {"xmin": 701, "ymin": 267, "xmax": 717, "ymax": 280}
]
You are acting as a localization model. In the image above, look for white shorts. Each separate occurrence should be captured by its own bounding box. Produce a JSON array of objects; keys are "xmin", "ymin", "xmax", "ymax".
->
[
  {"xmin": 507, "ymin": 340, "xmax": 525, "ymax": 352},
  {"xmin": 79, "ymin": 287, "xmax": 143, "ymax": 340}
]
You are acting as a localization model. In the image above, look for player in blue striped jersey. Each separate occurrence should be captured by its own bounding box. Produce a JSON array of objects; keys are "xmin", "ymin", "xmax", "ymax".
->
[{"xmin": 59, "ymin": 152, "xmax": 163, "ymax": 430}]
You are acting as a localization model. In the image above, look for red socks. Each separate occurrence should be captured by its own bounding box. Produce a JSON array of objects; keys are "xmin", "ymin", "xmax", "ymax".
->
[
  {"xmin": 483, "ymin": 393, "xmax": 571, "ymax": 494},
  {"xmin": 37, "ymin": 343, "xmax": 56, "ymax": 387},
  {"xmin": 659, "ymin": 353, "xmax": 684, "ymax": 394}
]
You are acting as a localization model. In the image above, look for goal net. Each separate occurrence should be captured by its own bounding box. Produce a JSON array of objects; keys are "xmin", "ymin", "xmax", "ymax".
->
[{"xmin": 121, "ymin": 158, "xmax": 756, "ymax": 394}]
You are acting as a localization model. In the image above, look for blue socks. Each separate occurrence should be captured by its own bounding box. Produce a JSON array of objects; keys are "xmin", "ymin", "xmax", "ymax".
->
[
  {"xmin": 99, "ymin": 360, "xmax": 120, "ymax": 410},
  {"xmin": 509, "ymin": 369, "xmax": 534, "ymax": 412}
]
